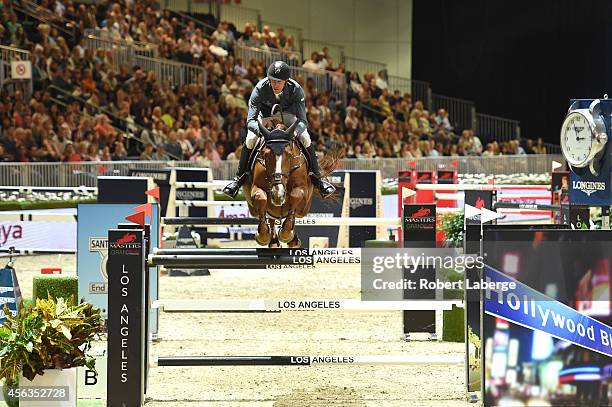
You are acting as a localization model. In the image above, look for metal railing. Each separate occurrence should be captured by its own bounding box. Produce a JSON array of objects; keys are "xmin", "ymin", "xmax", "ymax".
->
[
  {"xmin": 83, "ymin": 35, "xmax": 158, "ymax": 71},
  {"xmin": 82, "ymin": 35, "xmax": 205, "ymax": 91},
  {"xmin": 289, "ymin": 65, "xmax": 347, "ymax": 106},
  {"xmin": 168, "ymin": 9, "xmax": 216, "ymax": 37},
  {"xmin": 302, "ymin": 39, "xmax": 344, "ymax": 67},
  {"xmin": 163, "ymin": 0, "xmax": 213, "ymax": 15},
  {"xmin": 234, "ymin": 43, "xmax": 301, "ymax": 67},
  {"xmin": 343, "ymin": 56, "xmax": 386, "ymax": 79},
  {"xmin": 431, "ymin": 94, "xmax": 476, "ymax": 132},
  {"xmin": 386, "ymin": 76, "xmax": 433, "ymax": 108},
  {"xmin": 14, "ymin": 0, "xmax": 78, "ymax": 42},
  {"xmin": 0, "ymin": 155, "xmax": 564, "ymax": 187},
  {"xmin": 217, "ymin": 4, "xmax": 261, "ymax": 32},
  {"xmin": 84, "ymin": 30, "xmax": 160, "ymax": 57},
  {"xmin": 476, "ymin": 113, "xmax": 520, "ymax": 143},
  {"xmin": 135, "ymin": 55, "xmax": 207, "ymax": 93},
  {"xmin": 0, "ymin": 45, "xmax": 33, "ymax": 98}
]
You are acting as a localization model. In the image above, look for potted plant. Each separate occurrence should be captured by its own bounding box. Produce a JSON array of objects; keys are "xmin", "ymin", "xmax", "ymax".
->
[{"xmin": 0, "ymin": 296, "xmax": 104, "ymax": 407}]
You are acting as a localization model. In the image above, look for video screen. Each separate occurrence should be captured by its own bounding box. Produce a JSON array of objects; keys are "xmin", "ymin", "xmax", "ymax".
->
[{"xmin": 482, "ymin": 229, "xmax": 612, "ymax": 407}]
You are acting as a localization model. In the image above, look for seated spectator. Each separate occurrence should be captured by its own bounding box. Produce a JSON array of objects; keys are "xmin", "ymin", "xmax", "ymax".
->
[
  {"xmin": 303, "ymin": 52, "xmax": 323, "ymax": 71},
  {"xmin": 375, "ymin": 70, "xmax": 388, "ymax": 90},
  {"xmin": 434, "ymin": 109, "xmax": 453, "ymax": 133},
  {"xmin": 225, "ymin": 83, "xmax": 248, "ymax": 112},
  {"xmin": 532, "ymin": 137, "xmax": 547, "ymax": 154}
]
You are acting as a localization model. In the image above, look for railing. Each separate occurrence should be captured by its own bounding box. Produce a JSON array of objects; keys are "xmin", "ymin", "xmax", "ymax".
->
[
  {"xmin": 0, "ymin": 155, "xmax": 565, "ymax": 187},
  {"xmin": 83, "ymin": 30, "xmax": 160, "ymax": 57},
  {"xmin": 387, "ymin": 75, "xmax": 433, "ymax": 108},
  {"xmin": 0, "ymin": 45, "xmax": 33, "ymax": 98},
  {"xmin": 301, "ymin": 39, "xmax": 344, "ymax": 67},
  {"xmin": 261, "ymin": 20, "xmax": 303, "ymax": 47},
  {"xmin": 234, "ymin": 43, "xmax": 301, "ymax": 67},
  {"xmin": 168, "ymin": 9, "xmax": 216, "ymax": 37},
  {"xmin": 83, "ymin": 35, "xmax": 158, "ymax": 71},
  {"xmin": 82, "ymin": 35, "xmax": 205, "ymax": 91},
  {"xmin": 14, "ymin": 0, "xmax": 78, "ymax": 42},
  {"xmin": 289, "ymin": 66, "xmax": 347, "ymax": 106},
  {"xmin": 343, "ymin": 56, "xmax": 386, "ymax": 79},
  {"xmin": 431, "ymin": 94, "xmax": 476, "ymax": 132},
  {"xmin": 217, "ymin": 4, "xmax": 261, "ymax": 32},
  {"xmin": 476, "ymin": 113, "xmax": 520, "ymax": 143},
  {"xmin": 543, "ymin": 143, "xmax": 561, "ymax": 155},
  {"xmin": 163, "ymin": 0, "xmax": 213, "ymax": 15},
  {"xmin": 135, "ymin": 55, "xmax": 207, "ymax": 94}
]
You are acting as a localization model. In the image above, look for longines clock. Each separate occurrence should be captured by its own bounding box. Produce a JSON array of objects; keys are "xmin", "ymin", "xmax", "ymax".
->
[{"xmin": 562, "ymin": 97, "xmax": 612, "ymax": 205}]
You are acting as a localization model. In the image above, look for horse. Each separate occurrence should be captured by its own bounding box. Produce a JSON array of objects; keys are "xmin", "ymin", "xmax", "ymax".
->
[{"xmin": 242, "ymin": 118, "xmax": 339, "ymax": 248}]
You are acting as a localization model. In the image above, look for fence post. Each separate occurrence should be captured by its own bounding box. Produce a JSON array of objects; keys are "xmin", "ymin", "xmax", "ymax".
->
[
  {"xmin": 426, "ymin": 86, "xmax": 432, "ymax": 110},
  {"xmin": 471, "ymin": 106, "xmax": 477, "ymax": 131},
  {"xmin": 516, "ymin": 123, "xmax": 521, "ymax": 140}
]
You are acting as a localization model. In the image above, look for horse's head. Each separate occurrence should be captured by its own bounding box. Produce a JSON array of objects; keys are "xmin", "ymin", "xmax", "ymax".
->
[{"xmin": 257, "ymin": 119, "xmax": 299, "ymax": 207}]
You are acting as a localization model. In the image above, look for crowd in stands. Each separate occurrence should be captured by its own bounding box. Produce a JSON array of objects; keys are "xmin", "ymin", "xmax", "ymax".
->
[{"xmin": 0, "ymin": 0, "xmax": 549, "ymax": 164}]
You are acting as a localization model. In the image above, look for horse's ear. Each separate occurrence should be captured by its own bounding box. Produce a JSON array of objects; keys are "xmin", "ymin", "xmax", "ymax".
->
[
  {"xmin": 285, "ymin": 120, "xmax": 298, "ymax": 137},
  {"xmin": 257, "ymin": 121, "xmax": 271, "ymax": 139}
]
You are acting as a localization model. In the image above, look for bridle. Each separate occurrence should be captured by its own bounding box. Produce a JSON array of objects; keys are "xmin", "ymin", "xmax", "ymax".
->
[{"xmin": 256, "ymin": 137, "xmax": 304, "ymax": 190}]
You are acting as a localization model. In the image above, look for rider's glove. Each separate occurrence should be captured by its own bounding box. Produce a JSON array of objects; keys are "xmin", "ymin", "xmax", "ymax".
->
[
  {"xmin": 247, "ymin": 120, "xmax": 259, "ymax": 135},
  {"xmin": 294, "ymin": 121, "xmax": 307, "ymax": 137}
]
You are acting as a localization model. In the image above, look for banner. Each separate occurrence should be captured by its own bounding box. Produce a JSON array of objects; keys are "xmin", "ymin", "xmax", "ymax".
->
[
  {"xmin": 77, "ymin": 204, "xmax": 159, "ymax": 322},
  {"xmin": 0, "ymin": 220, "xmax": 76, "ymax": 253},
  {"xmin": 484, "ymin": 265, "xmax": 612, "ymax": 357}
]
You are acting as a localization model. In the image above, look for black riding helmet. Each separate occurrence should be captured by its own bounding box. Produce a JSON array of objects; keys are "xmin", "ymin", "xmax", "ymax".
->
[{"xmin": 267, "ymin": 61, "xmax": 291, "ymax": 81}]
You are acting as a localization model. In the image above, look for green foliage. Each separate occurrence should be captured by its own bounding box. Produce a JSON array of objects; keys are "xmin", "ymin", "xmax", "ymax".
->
[
  {"xmin": 32, "ymin": 276, "xmax": 78, "ymax": 302},
  {"xmin": 443, "ymin": 306, "xmax": 465, "ymax": 342},
  {"xmin": 439, "ymin": 211, "xmax": 464, "ymax": 248},
  {"xmin": 0, "ymin": 296, "xmax": 103, "ymax": 386}
]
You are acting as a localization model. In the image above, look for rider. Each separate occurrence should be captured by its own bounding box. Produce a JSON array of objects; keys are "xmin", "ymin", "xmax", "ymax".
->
[{"xmin": 223, "ymin": 61, "xmax": 336, "ymax": 198}]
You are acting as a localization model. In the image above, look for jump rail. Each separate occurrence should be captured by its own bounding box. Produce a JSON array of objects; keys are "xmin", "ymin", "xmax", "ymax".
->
[
  {"xmin": 152, "ymin": 299, "xmax": 463, "ymax": 312},
  {"xmin": 415, "ymin": 184, "xmax": 550, "ymax": 191},
  {"xmin": 156, "ymin": 354, "xmax": 464, "ymax": 366},
  {"xmin": 161, "ymin": 217, "xmax": 401, "ymax": 227}
]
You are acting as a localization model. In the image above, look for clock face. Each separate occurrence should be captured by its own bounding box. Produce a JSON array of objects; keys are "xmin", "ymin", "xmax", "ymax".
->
[{"xmin": 561, "ymin": 112, "xmax": 593, "ymax": 166}]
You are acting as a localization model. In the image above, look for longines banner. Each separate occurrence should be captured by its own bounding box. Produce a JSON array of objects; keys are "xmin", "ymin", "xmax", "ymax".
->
[
  {"xmin": 77, "ymin": 204, "xmax": 159, "ymax": 327},
  {"xmin": 484, "ymin": 265, "xmax": 612, "ymax": 357}
]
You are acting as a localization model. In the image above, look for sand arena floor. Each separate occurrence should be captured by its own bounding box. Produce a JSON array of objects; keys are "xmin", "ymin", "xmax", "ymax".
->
[{"xmin": 12, "ymin": 252, "xmax": 471, "ymax": 407}]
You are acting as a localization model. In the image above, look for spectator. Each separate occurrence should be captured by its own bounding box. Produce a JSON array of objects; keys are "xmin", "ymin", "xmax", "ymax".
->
[
  {"xmin": 532, "ymin": 137, "xmax": 547, "ymax": 154},
  {"xmin": 302, "ymin": 52, "xmax": 322, "ymax": 71}
]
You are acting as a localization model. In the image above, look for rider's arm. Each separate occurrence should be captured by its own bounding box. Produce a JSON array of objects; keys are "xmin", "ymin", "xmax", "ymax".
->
[
  {"xmin": 293, "ymin": 86, "xmax": 308, "ymax": 136},
  {"xmin": 246, "ymin": 86, "xmax": 261, "ymax": 134}
]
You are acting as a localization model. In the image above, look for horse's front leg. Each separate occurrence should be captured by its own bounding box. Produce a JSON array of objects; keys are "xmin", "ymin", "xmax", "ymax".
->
[
  {"xmin": 251, "ymin": 185, "xmax": 271, "ymax": 246},
  {"xmin": 279, "ymin": 187, "xmax": 305, "ymax": 243}
]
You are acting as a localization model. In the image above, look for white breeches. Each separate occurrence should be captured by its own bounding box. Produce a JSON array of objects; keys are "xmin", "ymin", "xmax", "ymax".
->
[{"xmin": 245, "ymin": 129, "xmax": 311, "ymax": 149}]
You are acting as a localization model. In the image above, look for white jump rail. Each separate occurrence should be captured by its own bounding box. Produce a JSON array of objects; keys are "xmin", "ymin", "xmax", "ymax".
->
[
  {"xmin": 152, "ymin": 299, "xmax": 464, "ymax": 312},
  {"xmin": 173, "ymin": 181, "xmax": 229, "ymax": 189},
  {"xmin": 176, "ymin": 200, "xmax": 249, "ymax": 207},
  {"xmin": 416, "ymin": 184, "xmax": 551, "ymax": 191}
]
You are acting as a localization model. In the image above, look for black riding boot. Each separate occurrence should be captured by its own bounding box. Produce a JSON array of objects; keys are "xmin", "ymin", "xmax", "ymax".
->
[
  {"xmin": 223, "ymin": 146, "xmax": 252, "ymax": 198},
  {"xmin": 307, "ymin": 144, "xmax": 335, "ymax": 198}
]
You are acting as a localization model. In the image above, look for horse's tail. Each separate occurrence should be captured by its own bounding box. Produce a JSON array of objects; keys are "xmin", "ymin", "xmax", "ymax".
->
[{"xmin": 315, "ymin": 146, "xmax": 344, "ymax": 200}]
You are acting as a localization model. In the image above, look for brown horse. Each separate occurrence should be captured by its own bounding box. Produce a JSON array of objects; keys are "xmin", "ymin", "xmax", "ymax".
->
[{"xmin": 242, "ymin": 119, "xmax": 339, "ymax": 248}]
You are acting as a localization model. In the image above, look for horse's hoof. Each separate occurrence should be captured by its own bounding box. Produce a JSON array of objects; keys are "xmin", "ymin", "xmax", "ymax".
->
[
  {"xmin": 255, "ymin": 232, "xmax": 271, "ymax": 246},
  {"xmin": 278, "ymin": 229, "xmax": 294, "ymax": 243},
  {"xmin": 269, "ymin": 237, "xmax": 281, "ymax": 249},
  {"xmin": 287, "ymin": 234, "xmax": 301, "ymax": 248}
]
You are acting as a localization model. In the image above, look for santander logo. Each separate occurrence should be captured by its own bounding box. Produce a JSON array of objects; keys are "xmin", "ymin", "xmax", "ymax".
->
[{"xmin": 475, "ymin": 197, "xmax": 485, "ymax": 209}]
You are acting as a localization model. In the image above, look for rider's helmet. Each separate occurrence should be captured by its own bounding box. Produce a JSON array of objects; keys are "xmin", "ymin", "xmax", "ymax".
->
[{"xmin": 267, "ymin": 61, "xmax": 291, "ymax": 81}]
